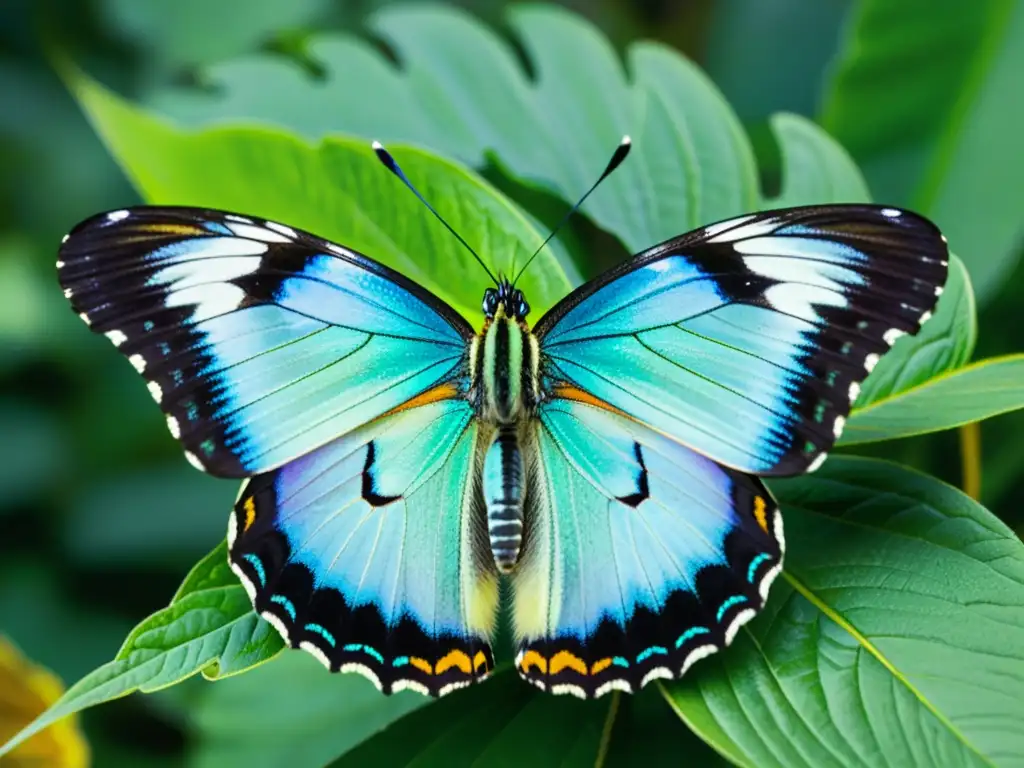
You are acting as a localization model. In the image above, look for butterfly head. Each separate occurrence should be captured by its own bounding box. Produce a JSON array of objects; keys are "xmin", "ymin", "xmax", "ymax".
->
[{"xmin": 483, "ymin": 279, "xmax": 530, "ymax": 321}]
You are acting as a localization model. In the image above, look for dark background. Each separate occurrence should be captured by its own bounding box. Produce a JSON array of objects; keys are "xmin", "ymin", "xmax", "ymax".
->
[{"xmin": 1, "ymin": 0, "xmax": 1021, "ymax": 764}]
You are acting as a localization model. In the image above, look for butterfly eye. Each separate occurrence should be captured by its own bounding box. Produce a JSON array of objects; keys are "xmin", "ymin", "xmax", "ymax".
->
[
  {"xmin": 514, "ymin": 291, "xmax": 530, "ymax": 319},
  {"xmin": 482, "ymin": 289, "xmax": 498, "ymax": 317}
]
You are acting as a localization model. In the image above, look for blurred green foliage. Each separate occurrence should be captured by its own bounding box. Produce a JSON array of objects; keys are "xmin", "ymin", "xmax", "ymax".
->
[{"xmin": 1, "ymin": 1, "xmax": 1022, "ymax": 766}]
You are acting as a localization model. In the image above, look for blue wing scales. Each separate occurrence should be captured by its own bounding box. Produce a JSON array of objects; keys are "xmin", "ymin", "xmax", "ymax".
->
[
  {"xmin": 57, "ymin": 207, "xmax": 473, "ymax": 477},
  {"xmin": 512, "ymin": 395, "xmax": 783, "ymax": 697},
  {"xmin": 229, "ymin": 396, "xmax": 498, "ymax": 696},
  {"xmin": 534, "ymin": 205, "xmax": 949, "ymax": 476}
]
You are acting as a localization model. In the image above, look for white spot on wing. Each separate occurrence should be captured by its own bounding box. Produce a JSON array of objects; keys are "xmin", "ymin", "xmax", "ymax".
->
[
  {"xmin": 262, "ymin": 611, "xmax": 291, "ymax": 645},
  {"xmin": 59, "ymin": 236, "xmax": 68, "ymax": 246},
  {"xmin": 56, "ymin": 257, "xmax": 66, "ymax": 266},
  {"xmin": 880, "ymin": 207, "xmax": 901, "ymax": 218},
  {"xmin": 759, "ymin": 562, "xmax": 783, "ymax": 602},
  {"xmin": 703, "ymin": 215, "xmax": 755, "ymax": 240},
  {"xmin": 227, "ymin": 222, "xmax": 290, "ymax": 243},
  {"xmin": 325, "ymin": 242, "xmax": 353, "ymax": 257},
  {"xmin": 864, "ymin": 353, "xmax": 880, "ymax": 372},
  {"xmin": 595, "ymin": 679, "xmax": 633, "ymax": 697},
  {"xmin": 764, "ymin": 283, "xmax": 846, "ymax": 320},
  {"xmin": 883, "ymin": 328, "xmax": 905, "ymax": 346},
  {"xmin": 724, "ymin": 607, "xmax": 756, "ymax": 646},
  {"xmin": 225, "ymin": 214, "xmax": 252, "ymax": 224},
  {"xmin": 833, "ymin": 415, "xmax": 846, "ymax": 439},
  {"xmin": 79, "ymin": 312, "xmax": 91, "ymax": 326},
  {"xmin": 229, "ymin": 559, "xmax": 257, "ymax": 602},
  {"xmin": 393, "ymin": 679, "xmax": 430, "ymax": 696},
  {"xmin": 299, "ymin": 641, "xmax": 333, "ymax": 671},
  {"xmin": 185, "ymin": 451, "xmax": 205, "ymax": 472},
  {"xmin": 129, "ymin": 354, "xmax": 146, "ymax": 372},
  {"xmin": 107, "ymin": 209, "xmax": 130, "ymax": 222},
  {"xmin": 105, "ymin": 329, "xmax": 127, "ymax": 346},
  {"xmin": 848, "ymin": 382, "xmax": 861, "ymax": 402},
  {"xmin": 147, "ymin": 380, "xmax": 162, "ymax": 402},
  {"xmin": 935, "ymin": 285, "xmax": 944, "ymax": 296},
  {"xmin": 640, "ymin": 666, "xmax": 673, "ymax": 688},
  {"xmin": 919, "ymin": 310, "xmax": 933, "ymax": 325},
  {"xmin": 807, "ymin": 453, "xmax": 828, "ymax": 473},
  {"xmin": 437, "ymin": 680, "xmax": 471, "ymax": 697},
  {"xmin": 226, "ymin": 510, "xmax": 238, "ymax": 549},
  {"xmin": 679, "ymin": 645, "xmax": 717, "ymax": 677},
  {"xmin": 551, "ymin": 683, "xmax": 588, "ymax": 699},
  {"xmin": 63, "ymin": 288, "xmax": 73, "ymax": 299},
  {"xmin": 265, "ymin": 221, "xmax": 297, "ymax": 239},
  {"xmin": 166, "ymin": 415, "xmax": 180, "ymax": 438},
  {"xmin": 340, "ymin": 662, "xmax": 383, "ymax": 691}
]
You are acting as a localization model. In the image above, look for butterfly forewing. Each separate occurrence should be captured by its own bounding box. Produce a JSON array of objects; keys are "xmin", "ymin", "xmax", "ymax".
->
[
  {"xmin": 57, "ymin": 207, "xmax": 473, "ymax": 477},
  {"xmin": 533, "ymin": 204, "xmax": 949, "ymax": 476}
]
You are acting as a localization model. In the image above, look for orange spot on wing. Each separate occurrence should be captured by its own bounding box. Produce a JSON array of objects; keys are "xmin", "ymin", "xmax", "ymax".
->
[
  {"xmin": 379, "ymin": 382, "xmax": 461, "ymax": 418},
  {"xmin": 753, "ymin": 496, "xmax": 769, "ymax": 534},
  {"xmin": 550, "ymin": 384, "xmax": 631, "ymax": 418},
  {"xmin": 519, "ymin": 650, "xmax": 548, "ymax": 675},
  {"xmin": 137, "ymin": 223, "xmax": 209, "ymax": 236},
  {"xmin": 409, "ymin": 657, "xmax": 433, "ymax": 675},
  {"xmin": 473, "ymin": 651, "xmax": 489, "ymax": 672},
  {"xmin": 549, "ymin": 650, "xmax": 588, "ymax": 676},
  {"xmin": 590, "ymin": 658, "xmax": 613, "ymax": 675},
  {"xmin": 243, "ymin": 497, "xmax": 256, "ymax": 533},
  {"xmin": 434, "ymin": 650, "xmax": 472, "ymax": 675}
]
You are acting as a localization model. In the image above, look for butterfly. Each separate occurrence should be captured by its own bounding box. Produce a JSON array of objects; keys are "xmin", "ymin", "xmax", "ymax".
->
[{"xmin": 57, "ymin": 138, "xmax": 949, "ymax": 699}]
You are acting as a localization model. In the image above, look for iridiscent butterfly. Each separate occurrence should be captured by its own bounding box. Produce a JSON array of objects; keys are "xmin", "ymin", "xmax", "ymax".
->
[{"xmin": 57, "ymin": 138, "xmax": 948, "ymax": 697}]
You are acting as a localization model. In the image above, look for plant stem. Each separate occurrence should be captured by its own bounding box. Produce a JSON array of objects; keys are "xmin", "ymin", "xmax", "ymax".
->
[
  {"xmin": 594, "ymin": 691, "xmax": 621, "ymax": 768},
  {"xmin": 959, "ymin": 422, "xmax": 982, "ymax": 500}
]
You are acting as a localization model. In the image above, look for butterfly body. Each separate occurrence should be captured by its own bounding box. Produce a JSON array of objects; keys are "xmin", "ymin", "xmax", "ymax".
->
[{"xmin": 58, "ymin": 200, "xmax": 949, "ymax": 699}]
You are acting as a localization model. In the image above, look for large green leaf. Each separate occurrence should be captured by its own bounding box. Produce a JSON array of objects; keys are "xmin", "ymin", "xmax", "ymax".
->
[
  {"xmin": 68, "ymin": 65, "xmax": 569, "ymax": 322},
  {"xmin": 820, "ymin": 0, "xmax": 1024, "ymax": 302},
  {"xmin": 151, "ymin": 4, "xmax": 865, "ymax": 256},
  {"xmin": 188, "ymin": 652, "xmax": 423, "ymax": 768},
  {"xmin": 0, "ymin": 586, "xmax": 283, "ymax": 759},
  {"xmin": 665, "ymin": 456, "xmax": 1024, "ymax": 767},
  {"xmin": 844, "ymin": 355, "xmax": 1024, "ymax": 444},
  {"xmin": 331, "ymin": 671, "xmax": 726, "ymax": 767}
]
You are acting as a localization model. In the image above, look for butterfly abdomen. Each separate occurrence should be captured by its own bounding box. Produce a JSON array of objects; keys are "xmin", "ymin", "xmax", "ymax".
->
[{"xmin": 483, "ymin": 424, "xmax": 524, "ymax": 573}]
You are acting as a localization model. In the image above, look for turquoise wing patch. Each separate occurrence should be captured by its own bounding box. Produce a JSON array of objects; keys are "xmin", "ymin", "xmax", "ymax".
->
[
  {"xmin": 57, "ymin": 206, "xmax": 473, "ymax": 477},
  {"xmin": 533, "ymin": 204, "xmax": 948, "ymax": 476},
  {"xmin": 512, "ymin": 397, "xmax": 783, "ymax": 698},
  {"xmin": 228, "ymin": 396, "xmax": 498, "ymax": 697}
]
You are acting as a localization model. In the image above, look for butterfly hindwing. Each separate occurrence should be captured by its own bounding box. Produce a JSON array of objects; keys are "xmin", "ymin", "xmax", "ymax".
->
[
  {"xmin": 58, "ymin": 207, "xmax": 473, "ymax": 477},
  {"xmin": 229, "ymin": 396, "xmax": 498, "ymax": 696},
  {"xmin": 533, "ymin": 204, "xmax": 949, "ymax": 476},
  {"xmin": 511, "ymin": 394, "xmax": 783, "ymax": 698}
]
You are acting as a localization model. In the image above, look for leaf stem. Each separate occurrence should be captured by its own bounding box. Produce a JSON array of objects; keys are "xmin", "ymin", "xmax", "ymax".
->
[
  {"xmin": 959, "ymin": 421, "xmax": 982, "ymax": 500},
  {"xmin": 594, "ymin": 691, "xmax": 620, "ymax": 768}
]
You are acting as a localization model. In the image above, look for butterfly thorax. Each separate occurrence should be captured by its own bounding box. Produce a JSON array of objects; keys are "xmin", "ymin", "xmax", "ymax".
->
[{"xmin": 472, "ymin": 282, "xmax": 541, "ymax": 573}]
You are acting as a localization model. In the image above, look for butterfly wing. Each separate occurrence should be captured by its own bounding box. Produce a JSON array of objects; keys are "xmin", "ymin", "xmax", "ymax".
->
[
  {"xmin": 533, "ymin": 205, "xmax": 949, "ymax": 476},
  {"xmin": 511, "ymin": 396, "xmax": 782, "ymax": 697},
  {"xmin": 58, "ymin": 207, "xmax": 473, "ymax": 477},
  {"xmin": 229, "ymin": 395, "xmax": 498, "ymax": 696}
]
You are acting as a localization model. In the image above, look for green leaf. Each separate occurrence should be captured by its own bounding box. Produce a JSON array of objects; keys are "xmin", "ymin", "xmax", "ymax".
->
[
  {"xmin": 99, "ymin": 0, "xmax": 331, "ymax": 72},
  {"xmin": 820, "ymin": 0, "xmax": 1024, "ymax": 302},
  {"xmin": 766, "ymin": 112, "xmax": 871, "ymax": 207},
  {"xmin": 331, "ymin": 670, "xmax": 606, "ymax": 767},
  {"xmin": 843, "ymin": 354, "xmax": 1024, "ymax": 444},
  {"xmin": 68, "ymin": 64, "xmax": 569, "ymax": 321},
  {"xmin": 855, "ymin": 253, "xmax": 977, "ymax": 408},
  {"xmin": 188, "ymin": 652, "xmax": 423, "ymax": 768},
  {"xmin": 0, "ymin": 587, "xmax": 283, "ymax": 759},
  {"xmin": 150, "ymin": 4, "xmax": 765, "ymax": 253},
  {"xmin": 172, "ymin": 539, "xmax": 236, "ymax": 602},
  {"xmin": 665, "ymin": 456, "xmax": 1024, "ymax": 767}
]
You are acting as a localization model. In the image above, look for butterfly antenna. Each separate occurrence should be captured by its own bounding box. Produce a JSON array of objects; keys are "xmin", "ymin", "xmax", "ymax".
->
[
  {"xmin": 512, "ymin": 135, "xmax": 632, "ymax": 286},
  {"xmin": 372, "ymin": 141, "xmax": 499, "ymax": 285}
]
